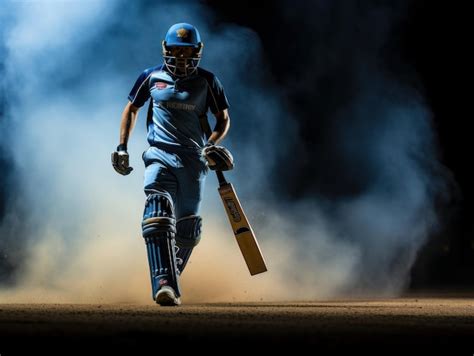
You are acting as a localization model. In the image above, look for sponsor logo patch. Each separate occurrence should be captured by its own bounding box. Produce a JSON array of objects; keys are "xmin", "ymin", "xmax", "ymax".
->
[
  {"xmin": 224, "ymin": 198, "xmax": 241, "ymax": 222},
  {"xmin": 163, "ymin": 101, "xmax": 196, "ymax": 111},
  {"xmin": 155, "ymin": 81, "xmax": 168, "ymax": 90}
]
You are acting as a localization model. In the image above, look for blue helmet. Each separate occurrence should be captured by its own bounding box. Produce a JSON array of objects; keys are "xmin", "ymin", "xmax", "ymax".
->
[{"xmin": 162, "ymin": 23, "xmax": 203, "ymax": 77}]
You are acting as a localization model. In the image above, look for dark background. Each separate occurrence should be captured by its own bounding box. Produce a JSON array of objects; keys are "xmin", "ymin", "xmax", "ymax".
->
[
  {"xmin": 201, "ymin": 0, "xmax": 473, "ymax": 290},
  {"xmin": 0, "ymin": 0, "xmax": 472, "ymax": 290}
]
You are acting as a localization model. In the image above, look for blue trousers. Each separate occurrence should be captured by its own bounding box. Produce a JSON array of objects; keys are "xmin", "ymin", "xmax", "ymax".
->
[{"xmin": 142, "ymin": 146, "xmax": 208, "ymax": 218}]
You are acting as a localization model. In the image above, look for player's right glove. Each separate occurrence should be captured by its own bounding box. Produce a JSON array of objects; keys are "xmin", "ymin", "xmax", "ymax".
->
[
  {"xmin": 202, "ymin": 140, "xmax": 234, "ymax": 171},
  {"xmin": 111, "ymin": 144, "xmax": 133, "ymax": 176}
]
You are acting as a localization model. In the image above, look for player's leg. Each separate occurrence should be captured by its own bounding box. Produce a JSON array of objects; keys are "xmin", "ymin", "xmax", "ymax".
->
[
  {"xmin": 174, "ymin": 153, "xmax": 207, "ymax": 274},
  {"xmin": 175, "ymin": 214, "xmax": 202, "ymax": 274},
  {"xmin": 142, "ymin": 153, "xmax": 181, "ymax": 306}
]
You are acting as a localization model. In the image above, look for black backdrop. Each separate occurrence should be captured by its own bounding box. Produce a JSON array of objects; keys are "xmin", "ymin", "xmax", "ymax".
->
[{"xmin": 202, "ymin": 0, "xmax": 473, "ymax": 290}]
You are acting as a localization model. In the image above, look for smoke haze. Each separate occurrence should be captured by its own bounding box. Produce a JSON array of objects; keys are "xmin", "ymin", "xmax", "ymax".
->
[{"xmin": 0, "ymin": 0, "xmax": 450, "ymax": 303}]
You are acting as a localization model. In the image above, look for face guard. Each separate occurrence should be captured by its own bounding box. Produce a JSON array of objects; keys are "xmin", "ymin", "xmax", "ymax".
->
[
  {"xmin": 162, "ymin": 41, "xmax": 203, "ymax": 77},
  {"xmin": 162, "ymin": 23, "xmax": 204, "ymax": 77}
]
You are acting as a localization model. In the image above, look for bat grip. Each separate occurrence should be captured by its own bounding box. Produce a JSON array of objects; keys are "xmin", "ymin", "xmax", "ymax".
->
[{"xmin": 215, "ymin": 170, "xmax": 228, "ymax": 186}]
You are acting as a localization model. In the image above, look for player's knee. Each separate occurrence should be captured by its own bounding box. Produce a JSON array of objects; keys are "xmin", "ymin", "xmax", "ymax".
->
[
  {"xmin": 175, "ymin": 215, "xmax": 202, "ymax": 248},
  {"xmin": 142, "ymin": 190, "xmax": 176, "ymax": 239}
]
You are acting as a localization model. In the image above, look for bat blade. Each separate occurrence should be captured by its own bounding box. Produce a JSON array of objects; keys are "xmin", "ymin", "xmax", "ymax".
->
[{"xmin": 218, "ymin": 182, "xmax": 267, "ymax": 275}]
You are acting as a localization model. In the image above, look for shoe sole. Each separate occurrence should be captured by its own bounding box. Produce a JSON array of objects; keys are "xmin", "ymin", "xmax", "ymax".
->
[{"xmin": 155, "ymin": 289, "xmax": 181, "ymax": 306}]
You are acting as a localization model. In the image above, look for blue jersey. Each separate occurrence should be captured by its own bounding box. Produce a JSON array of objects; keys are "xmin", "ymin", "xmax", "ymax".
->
[{"xmin": 128, "ymin": 65, "xmax": 229, "ymax": 151}]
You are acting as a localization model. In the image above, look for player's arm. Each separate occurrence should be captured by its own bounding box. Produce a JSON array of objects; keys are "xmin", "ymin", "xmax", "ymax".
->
[
  {"xmin": 111, "ymin": 101, "xmax": 140, "ymax": 176},
  {"xmin": 112, "ymin": 67, "xmax": 151, "ymax": 176},
  {"xmin": 203, "ymin": 109, "xmax": 233, "ymax": 171},
  {"xmin": 119, "ymin": 101, "xmax": 140, "ymax": 151},
  {"xmin": 207, "ymin": 108, "xmax": 230, "ymax": 145}
]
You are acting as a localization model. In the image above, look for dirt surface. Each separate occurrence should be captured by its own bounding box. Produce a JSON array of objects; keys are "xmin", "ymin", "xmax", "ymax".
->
[{"xmin": 1, "ymin": 298, "xmax": 473, "ymax": 354}]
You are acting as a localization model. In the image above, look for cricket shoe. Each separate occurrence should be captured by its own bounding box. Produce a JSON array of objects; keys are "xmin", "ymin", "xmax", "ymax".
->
[{"xmin": 155, "ymin": 286, "xmax": 181, "ymax": 306}]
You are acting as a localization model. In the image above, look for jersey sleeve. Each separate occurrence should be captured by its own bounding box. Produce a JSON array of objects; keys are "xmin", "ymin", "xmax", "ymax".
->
[
  {"xmin": 206, "ymin": 74, "xmax": 230, "ymax": 114},
  {"xmin": 128, "ymin": 69, "xmax": 153, "ymax": 108}
]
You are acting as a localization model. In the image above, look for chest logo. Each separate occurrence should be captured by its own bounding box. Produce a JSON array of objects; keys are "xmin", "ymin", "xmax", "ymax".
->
[{"xmin": 155, "ymin": 82, "xmax": 168, "ymax": 90}]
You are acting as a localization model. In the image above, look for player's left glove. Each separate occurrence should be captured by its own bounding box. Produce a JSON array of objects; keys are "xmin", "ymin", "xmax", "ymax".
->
[
  {"xmin": 202, "ymin": 140, "xmax": 234, "ymax": 171},
  {"xmin": 111, "ymin": 144, "xmax": 134, "ymax": 176}
]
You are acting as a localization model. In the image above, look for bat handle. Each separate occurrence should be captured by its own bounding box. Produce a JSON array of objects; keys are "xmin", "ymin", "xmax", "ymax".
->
[{"xmin": 215, "ymin": 170, "xmax": 228, "ymax": 186}]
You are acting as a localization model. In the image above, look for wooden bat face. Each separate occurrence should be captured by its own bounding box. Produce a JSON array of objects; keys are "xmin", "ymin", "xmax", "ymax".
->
[{"xmin": 218, "ymin": 183, "xmax": 267, "ymax": 275}]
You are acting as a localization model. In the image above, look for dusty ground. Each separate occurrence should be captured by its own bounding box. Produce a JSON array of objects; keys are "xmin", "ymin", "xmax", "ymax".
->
[{"xmin": 1, "ymin": 297, "xmax": 473, "ymax": 353}]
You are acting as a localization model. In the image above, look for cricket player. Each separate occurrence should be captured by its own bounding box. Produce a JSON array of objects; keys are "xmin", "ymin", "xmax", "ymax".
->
[{"xmin": 111, "ymin": 23, "xmax": 234, "ymax": 306}]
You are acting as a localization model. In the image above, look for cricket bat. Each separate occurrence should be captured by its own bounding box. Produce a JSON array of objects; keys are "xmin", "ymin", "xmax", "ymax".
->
[{"xmin": 216, "ymin": 170, "xmax": 267, "ymax": 275}]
